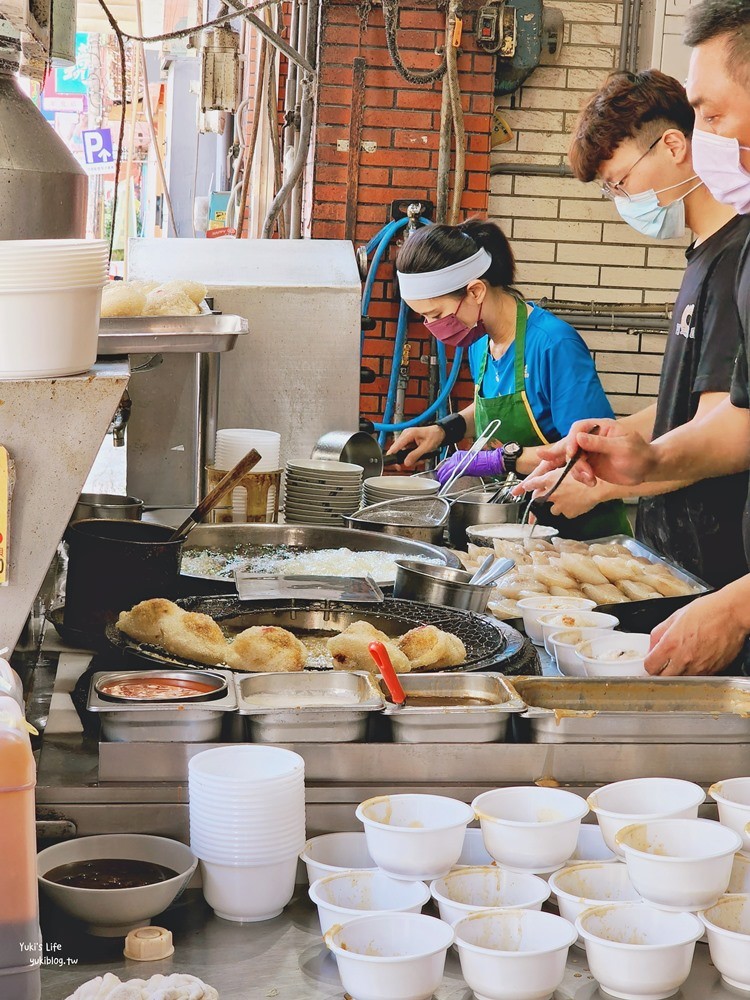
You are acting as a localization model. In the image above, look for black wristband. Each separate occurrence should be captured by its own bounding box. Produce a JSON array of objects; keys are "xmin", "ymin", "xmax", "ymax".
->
[{"xmin": 436, "ymin": 413, "xmax": 467, "ymax": 446}]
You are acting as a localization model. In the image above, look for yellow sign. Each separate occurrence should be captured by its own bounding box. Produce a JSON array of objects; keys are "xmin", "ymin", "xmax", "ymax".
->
[
  {"xmin": 491, "ymin": 109, "xmax": 514, "ymax": 147},
  {"xmin": 0, "ymin": 447, "xmax": 13, "ymax": 586}
]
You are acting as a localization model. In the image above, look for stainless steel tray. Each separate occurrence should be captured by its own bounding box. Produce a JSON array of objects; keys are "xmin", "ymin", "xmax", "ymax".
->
[
  {"xmin": 510, "ymin": 676, "xmax": 750, "ymax": 743},
  {"xmin": 180, "ymin": 524, "xmax": 461, "ymax": 586},
  {"xmin": 97, "ymin": 314, "xmax": 248, "ymax": 355},
  {"xmin": 235, "ymin": 670, "xmax": 384, "ymax": 743},
  {"xmin": 380, "ymin": 672, "xmax": 524, "ymax": 744},
  {"xmin": 591, "ymin": 535, "xmax": 711, "ymax": 594},
  {"xmin": 87, "ymin": 670, "xmax": 237, "ymax": 742}
]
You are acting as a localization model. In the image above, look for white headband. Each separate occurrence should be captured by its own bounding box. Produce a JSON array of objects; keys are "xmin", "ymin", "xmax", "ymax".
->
[{"xmin": 397, "ymin": 247, "xmax": 492, "ymax": 300}]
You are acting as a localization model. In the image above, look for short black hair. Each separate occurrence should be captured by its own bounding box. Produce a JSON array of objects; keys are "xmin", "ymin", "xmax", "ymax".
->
[
  {"xmin": 396, "ymin": 219, "xmax": 516, "ymax": 297},
  {"xmin": 684, "ymin": 0, "xmax": 750, "ymax": 85}
]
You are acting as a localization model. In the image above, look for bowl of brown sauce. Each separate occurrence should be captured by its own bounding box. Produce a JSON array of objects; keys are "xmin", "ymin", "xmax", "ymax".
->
[{"xmin": 37, "ymin": 834, "xmax": 197, "ymax": 936}]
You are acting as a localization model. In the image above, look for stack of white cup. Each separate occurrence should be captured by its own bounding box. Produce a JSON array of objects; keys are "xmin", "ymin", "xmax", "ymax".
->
[
  {"xmin": 214, "ymin": 429, "xmax": 282, "ymax": 521},
  {"xmin": 189, "ymin": 745, "xmax": 305, "ymax": 922}
]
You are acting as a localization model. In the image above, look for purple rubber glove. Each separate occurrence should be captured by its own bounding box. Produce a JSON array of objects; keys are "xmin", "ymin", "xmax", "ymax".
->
[{"xmin": 435, "ymin": 448, "xmax": 505, "ymax": 485}]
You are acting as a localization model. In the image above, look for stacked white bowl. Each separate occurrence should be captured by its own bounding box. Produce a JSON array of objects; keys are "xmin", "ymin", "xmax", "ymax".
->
[
  {"xmin": 284, "ymin": 459, "xmax": 363, "ymax": 525},
  {"xmin": 363, "ymin": 475, "xmax": 440, "ymax": 506},
  {"xmin": 215, "ymin": 429, "xmax": 282, "ymax": 521},
  {"xmin": 0, "ymin": 239, "xmax": 108, "ymax": 379},
  {"xmin": 188, "ymin": 745, "xmax": 305, "ymax": 922}
]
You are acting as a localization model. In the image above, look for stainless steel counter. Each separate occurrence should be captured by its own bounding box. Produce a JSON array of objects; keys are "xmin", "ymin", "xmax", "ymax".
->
[{"xmin": 39, "ymin": 889, "xmax": 732, "ymax": 1000}]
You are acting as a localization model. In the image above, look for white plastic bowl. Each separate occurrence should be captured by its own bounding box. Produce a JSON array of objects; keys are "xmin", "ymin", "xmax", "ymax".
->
[
  {"xmin": 466, "ymin": 524, "xmax": 559, "ymax": 546},
  {"xmin": 549, "ymin": 862, "xmax": 641, "ymax": 947},
  {"xmin": 728, "ymin": 853, "xmax": 750, "ymax": 894},
  {"xmin": 356, "ymin": 794, "xmax": 474, "ymax": 881},
  {"xmin": 199, "ymin": 855, "xmax": 297, "ymax": 922},
  {"xmin": 699, "ymin": 894, "xmax": 750, "ymax": 992},
  {"xmin": 188, "ymin": 745, "xmax": 305, "ymax": 784},
  {"xmin": 576, "ymin": 632, "xmax": 651, "ymax": 678},
  {"xmin": 517, "ymin": 597, "xmax": 596, "ymax": 645},
  {"xmin": 709, "ymin": 777, "xmax": 750, "ymax": 854},
  {"xmin": 324, "ymin": 912, "xmax": 453, "ymax": 1000},
  {"xmin": 430, "ymin": 866, "xmax": 550, "ymax": 926},
  {"xmin": 568, "ymin": 823, "xmax": 617, "ymax": 864},
  {"xmin": 37, "ymin": 835, "xmax": 197, "ymax": 937},
  {"xmin": 588, "ymin": 778, "xmax": 706, "ymax": 858},
  {"xmin": 300, "ymin": 832, "xmax": 377, "ymax": 884},
  {"xmin": 0, "ymin": 283, "xmax": 104, "ymax": 379},
  {"xmin": 576, "ymin": 902, "xmax": 702, "ymax": 1000},
  {"xmin": 538, "ymin": 611, "xmax": 619, "ymax": 654},
  {"xmin": 453, "ymin": 908, "xmax": 577, "ymax": 1000},
  {"xmin": 309, "ymin": 870, "xmax": 429, "ymax": 935},
  {"xmin": 454, "ymin": 827, "xmax": 495, "ymax": 868},
  {"xmin": 547, "ymin": 628, "xmax": 613, "ymax": 676},
  {"xmin": 472, "ymin": 787, "xmax": 589, "ymax": 872},
  {"xmin": 616, "ymin": 819, "xmax": 742, "ymax": 911}
]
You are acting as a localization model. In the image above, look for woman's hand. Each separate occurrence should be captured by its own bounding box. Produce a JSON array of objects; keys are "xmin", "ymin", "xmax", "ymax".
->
[
  {"xmin": 387, "ymin": 425, "xmax": 446, "ymax": 468},
  {"xmin": 645, "ymin": 589, "xmax": 749, "ymax": 676}
]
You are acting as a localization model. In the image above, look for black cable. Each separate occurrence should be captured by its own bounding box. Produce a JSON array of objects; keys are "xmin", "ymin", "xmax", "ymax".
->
[
  {"xmin": 109, "ymin": 26, "xmax": 128, "ymax": 264},
  {"xmin": 382, "ymin": 0, "xmax": 447, "ymax": 85}
]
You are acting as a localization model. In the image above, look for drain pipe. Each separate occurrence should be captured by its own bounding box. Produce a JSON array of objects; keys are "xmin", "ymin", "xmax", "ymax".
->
[
  {"xmin": 490, "ymin": 162, "xmax": 574, "ymax": 178},
  {"xmin": 618, "ymin": 0, "xmax": 632, "ymax": 70},
  {"xmin": 627, "ymin": 0, "xmax": 642, "ymax": 72}
]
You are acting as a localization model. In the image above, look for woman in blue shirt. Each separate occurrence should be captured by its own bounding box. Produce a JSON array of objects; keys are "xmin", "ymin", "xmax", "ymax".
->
[{"xmin": 389, "ymin": 219, "xmax": 630, "ymax": 539}]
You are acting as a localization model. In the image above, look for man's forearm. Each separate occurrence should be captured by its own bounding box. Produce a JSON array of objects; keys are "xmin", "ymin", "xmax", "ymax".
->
[
  {"xmin": 648, "ymin": 399, "xmax": 750, "ymax": 482},
  {"xmin": 618, "ymin": 402, "xmax": 657, "ymax": 441}
]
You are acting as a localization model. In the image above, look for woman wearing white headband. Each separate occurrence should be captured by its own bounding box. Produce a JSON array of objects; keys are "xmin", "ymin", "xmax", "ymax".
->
[{"xmin": 389, "ymin": 219, "xmax": 630, "ymax": 538}]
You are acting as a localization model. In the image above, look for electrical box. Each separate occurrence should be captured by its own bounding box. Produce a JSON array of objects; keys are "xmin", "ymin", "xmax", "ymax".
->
[
  {"xmin": 199, "ymin": 25, "xmax": 240, "ymax": 113},
  {"xmin": 492, "ymin": 0, "xmax": 544, "ymax": 95}
]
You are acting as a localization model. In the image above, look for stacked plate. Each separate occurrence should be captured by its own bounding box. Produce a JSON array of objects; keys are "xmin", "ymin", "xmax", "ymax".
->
[
  {"xmin": 363, "ymin": 475, "xmax": 440, "ymax": 506},
  {"xmin": 0, "ymin": 239, "xmax": 108, "ymax": 379},
  {"xmin": 285, "ymin": 459, "xmax": 363, "ymax": 525},
  {"xmin": 215, "ymin": 428, "xmax": 282, "ymax": 521}
]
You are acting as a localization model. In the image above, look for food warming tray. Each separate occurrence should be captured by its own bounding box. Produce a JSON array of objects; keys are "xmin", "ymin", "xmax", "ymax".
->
[
  {"xmin": 106, "ymin": 596, "xmax": 524, "ymax": 674},
  {"xmin": 87, "ymin": 670, "xmax": 237, "ymax": 742},
  {"xmin": 379, "ymin": 672, "xmax": 525, "ymax": 743},
  {"xmin": 235, "ymin": 671, "xmax": 384, "ymax": 742},
  {"xmin": 510, "ymin": 676, "xmax": 750, "ymax": 743},
  {"xmin": 97, "ymin": 313, "xmax": 248, "ymax": 355}
]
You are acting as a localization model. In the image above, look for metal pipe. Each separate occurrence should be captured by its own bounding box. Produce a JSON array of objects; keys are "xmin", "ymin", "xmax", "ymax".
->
[
  {"xmin": 291, "ymin": 0, "xmax": 308, "ymax": 238},
  {"xmin": 196, "ymin": 352, "xmax": 221, "ymax": 502},
  {"xmin": 618, "ymin": 0, "xmax": 632, "ymax": 71},
  {"xmin": 490, "ymin": 162, "xmax": 574, "ymax": 177},
  {"xmin": 628, "ymin": 0, "xmax": 642, "ymax": 72},
  {"xmin": 235, "ymin": 35, "xmax": 268, "ymax": 237},
  {"xmin": 224, "ymin": 0, "xmax": 315, "ymax": 75},
  {"xmin": 542, "ymin": 299, "xmax": 672, "ymax": 317},
  {"xmin": 261, "ymin": 0, "xmax": 319, "ymax": 239},
  {"xmin": 282, "ymin": 0, "xmax": 301, "ymax": 235}
]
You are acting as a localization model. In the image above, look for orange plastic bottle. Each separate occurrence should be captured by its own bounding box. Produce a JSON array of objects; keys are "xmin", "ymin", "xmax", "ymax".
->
[{"xmin": 0, "ymin": 699, "xmax": 41, "ymax": 1000}]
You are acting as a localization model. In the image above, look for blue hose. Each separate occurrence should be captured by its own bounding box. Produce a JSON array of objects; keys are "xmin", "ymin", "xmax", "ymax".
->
[
  {"xmin": 373, "ymin": 347, "xmax": 464, "ymax": 432},
  {"xmin": 361, "ymin": 215, "xmax": 460, "ymax": 436}
]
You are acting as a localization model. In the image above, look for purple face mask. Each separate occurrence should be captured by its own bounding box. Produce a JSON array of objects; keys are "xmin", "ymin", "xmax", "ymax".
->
[{"xmin": 424, "ymin": 297, "xmax": 487, "ymax": 348}]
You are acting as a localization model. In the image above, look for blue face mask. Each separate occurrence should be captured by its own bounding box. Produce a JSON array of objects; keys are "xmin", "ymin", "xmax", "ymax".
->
[{"xmin": 614, "ymin": 177, "xmax": 702, "ymax": 240}]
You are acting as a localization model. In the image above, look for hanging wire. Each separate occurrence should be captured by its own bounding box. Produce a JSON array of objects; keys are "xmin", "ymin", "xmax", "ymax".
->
[
  {"xmin": 381, "ymin": 0, "xmax": 447, "ymax": 85},
  {"xmin": 96, "ymin": 0, "xmax": 283, "ymax": 44}
]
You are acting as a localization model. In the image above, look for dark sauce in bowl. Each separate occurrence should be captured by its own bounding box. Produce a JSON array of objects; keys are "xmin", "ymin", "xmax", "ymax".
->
[
  {"xmin": 391, "ymin": 694, "xmax": 497, "ymax": 708},
  {"xmin": 43, "ymin": 859, "xmax": 180, "ymax": 890}
]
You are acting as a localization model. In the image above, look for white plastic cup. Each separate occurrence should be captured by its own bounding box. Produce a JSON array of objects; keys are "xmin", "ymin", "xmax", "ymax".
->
[
  {"xmin": 587, "ymin": 778, "xmax": 706, "ymax": 858},
  {"xmin": 356, "ymin": 794, "xmax": 474, "ymax": 881},
  {"xmin": 547, "ymin": 628, "xmax": 616, "ymax": 676},
  {"xmin": 453, "ymin": 908, "xmax": 577, "ymax": 1000},
  {"xmin": 324, "ymin": 912, "xmax": 453, "ymax": 1000},
  {"xmin": 309, "ymin": 871, "xmax": 429, "ymax": 936},
  {"xmin": 549, "ymin": 862, "xmax": 641, "ymax": 947},
  {"xmin": 188, "ymin": 745, "xmax": 304, "ymax": 784},
  {"xmin": 576, "ymin": 632, "xmax": 651, "ymax": 678},
  {"xmin": 538, "ymin": 610, "xmax": 619, "ymax": 654},
  {"xmin": 199, "ymin": 855, "xmax": 297, "ymax": 922},
  {"xmin": 576, "ymin": 902, "xmax": 702, "ymax": 1000},
  {"xmin": 516, "ymin": 597, "xmax": 596, "ymax": 645},
  {"xmin": 300, "ymin": 833, "xmax": 377, "ymax": 885},
  {"xmin": 567, "ymin": 823, "xmax": 617, "ymax": 865},
  {"xmin": 616, "ymin": 818, "xmax": 742, "ymax": 911},
  {"xmin": 699, "ymin": 894, "xmax": 750, "ymax": 992},
  {"xmin": 709, "ymin": 777, "xmax": 750, "ymax": 854},
  {"xmin": 454, "ymin": 827, "xmax": 495, "ymax": 868},
  {"xmin": 472, "ymin": 787, "xmax": 589, "ymax": 872},
  {"xmin": 430, "ymin": 866, "xmax": 550, "ymax": 926}
]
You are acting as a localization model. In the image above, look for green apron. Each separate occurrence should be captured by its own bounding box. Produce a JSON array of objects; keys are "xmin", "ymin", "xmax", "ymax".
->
[{"xmin": 473, "ymin": 299, "xmax": 632, "ymax": 541}]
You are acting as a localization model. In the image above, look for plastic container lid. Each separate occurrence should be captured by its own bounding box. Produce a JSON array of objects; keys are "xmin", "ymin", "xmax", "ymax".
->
[{"xmin": 124, "ymin": 926, "xmax": 174, "ymax": 961}]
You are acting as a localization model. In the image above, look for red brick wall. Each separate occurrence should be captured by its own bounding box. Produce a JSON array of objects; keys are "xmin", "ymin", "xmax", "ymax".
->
[{"xmin": 309, "ymin": 1, "xmax": 496, "ymax": 429}]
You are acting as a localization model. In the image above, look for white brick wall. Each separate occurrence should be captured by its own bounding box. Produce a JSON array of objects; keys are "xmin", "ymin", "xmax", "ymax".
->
[{"xmin": 488, "ymin": 0, "xmax": 685, "ymax": 416}]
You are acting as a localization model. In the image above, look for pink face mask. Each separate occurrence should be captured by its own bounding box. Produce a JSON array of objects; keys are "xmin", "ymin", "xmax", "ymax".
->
[
  {"xmin": 692, "ymin": 128, "xmax": 750, "ymax": 215},
  {"xmin": 424, "ymin": 297, "xmax": 487, "ymax": 348}
]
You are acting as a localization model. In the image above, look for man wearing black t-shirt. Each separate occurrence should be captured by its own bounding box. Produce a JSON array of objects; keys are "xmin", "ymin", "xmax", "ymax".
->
[
  {"xmin": 518, "ymin": 0, "xmax": 750, "ymax": 675},
  {"xmin": 523, "ymin": 69, "xmax": 749, "ymax": 589}
]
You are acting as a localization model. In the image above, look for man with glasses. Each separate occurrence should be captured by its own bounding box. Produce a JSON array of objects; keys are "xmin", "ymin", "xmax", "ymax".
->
[
  {"xmin": 520, "ymin": 69, "xmax": 749, "ymax": 590},
  {"xmin": 519, "ymin": 0, "xmax": 750, "ymax": 675}
]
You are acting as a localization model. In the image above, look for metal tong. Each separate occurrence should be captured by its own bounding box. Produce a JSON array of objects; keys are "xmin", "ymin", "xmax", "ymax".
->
[{"xmin": 436, "ymin": 418, "xmax": 502, "ymax": 498}]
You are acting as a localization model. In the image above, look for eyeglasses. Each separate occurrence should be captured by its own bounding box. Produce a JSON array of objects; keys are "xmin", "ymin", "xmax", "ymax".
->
[{"xmin": 600, "ymin": 135, "xmax": 662, "ymax": 201}]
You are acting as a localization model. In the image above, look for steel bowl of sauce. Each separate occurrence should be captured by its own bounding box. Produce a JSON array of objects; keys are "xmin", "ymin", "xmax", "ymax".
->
[{"xmin": 95, "ymin": 670, "xmax": 227, "ymax": 702}]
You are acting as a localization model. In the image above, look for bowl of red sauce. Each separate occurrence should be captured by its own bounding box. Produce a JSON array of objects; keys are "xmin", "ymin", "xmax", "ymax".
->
[{"xmin": 94, "ymin": 670, "xmax": 226, "ymax": 702}]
